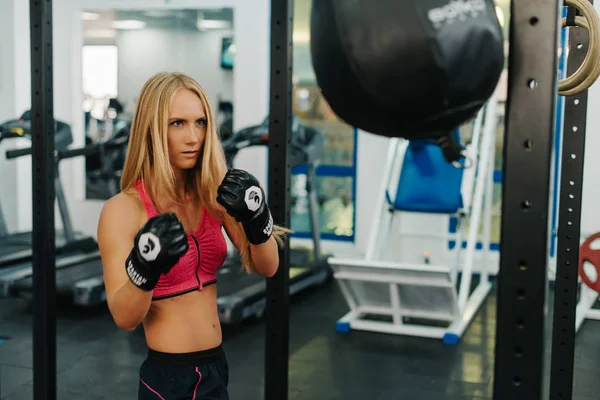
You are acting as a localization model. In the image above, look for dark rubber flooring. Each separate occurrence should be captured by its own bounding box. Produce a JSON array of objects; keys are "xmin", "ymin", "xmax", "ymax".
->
[{"xmin": 0, "ymin": 279, "xmax": 599, "ymax": 399}]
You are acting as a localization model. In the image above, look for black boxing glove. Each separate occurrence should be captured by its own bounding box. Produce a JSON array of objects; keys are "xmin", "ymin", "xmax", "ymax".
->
[
  {"xmin": 217, "ymin": 169, "xmax": 273, "ymax": 245},
  {"xmin": 125, "ymin": 213, "xmax": 189, "ymax": 291}
]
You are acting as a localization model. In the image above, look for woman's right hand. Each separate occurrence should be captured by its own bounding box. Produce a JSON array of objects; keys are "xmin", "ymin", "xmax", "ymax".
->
[
  {"xmin": 125, "ymin": 213, "xmax": 189, "ymax": 291},
  {"xmin": 98, "ymin": 195, "xmax": 188, "ymax": 331}
]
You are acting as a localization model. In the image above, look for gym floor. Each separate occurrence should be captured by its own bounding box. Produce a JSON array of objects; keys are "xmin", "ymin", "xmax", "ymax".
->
[{"xmin": 0, "ymin": 280, "xmax": 599, "ymax": 399}]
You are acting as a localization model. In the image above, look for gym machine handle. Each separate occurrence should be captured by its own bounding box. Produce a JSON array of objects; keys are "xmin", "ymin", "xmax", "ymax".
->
[
  {"xmin": 5, "ymin": 146, "xmax": 94, "ymax": 160},
  {"xmin": 5, "ymin": 147, "xmax": 32, "ymax": 159},
  {"xmin": 5, "ymin": 136, "xmax": 129, "ymax": 161},
  {"xmin": 58, "ymin": 137, "xmax": 128, "ymax": 160},
  {"xmin": 57, "ymin": 145, "xmax": 100, "ymax": 160},
  {"xmin": 5, "ymin": 146, "xmax": 95, "ymax": 160}
]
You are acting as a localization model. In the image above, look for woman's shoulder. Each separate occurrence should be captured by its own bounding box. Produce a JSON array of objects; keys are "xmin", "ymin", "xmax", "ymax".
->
[
  {"xmin": 110, "ymin": 189, "xmax": 145, "ymax": 208},
  {"xmin": 99, "ymin": 190, "xmax": 146, "ymax": 229}
]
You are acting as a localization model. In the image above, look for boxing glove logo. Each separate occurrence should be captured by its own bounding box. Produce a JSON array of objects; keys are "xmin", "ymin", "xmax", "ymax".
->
[
  {"xmin": 138, "ymin": 232, "xmax": 161, "ymax": 262},
  {"xmin": 244, "ymin": 186, "xmax": 263, "ymax": 212},
  {"xmin": 263, "ymin": 213, "xmax": 273, "ymax": 236},
  {"xmin": 427, "ymin": 0, "xmax": 486, "ymax": 30},
  {"xmin": 126, "ymin": 259, "xmax": 148, "ymax": 287}
]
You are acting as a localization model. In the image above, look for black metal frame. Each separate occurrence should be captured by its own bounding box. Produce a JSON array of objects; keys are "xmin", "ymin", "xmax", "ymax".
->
[
  {"xmin": 493, "ymin": 2, "xmax": 560, "ymax": 399},
  {"xmin": 549, "ymin": 4, "xmax": 591, "ymax": 399},
  {"xmin": 30, "ymin": 0, "xmax": 57, "ymax": 399},
  {"xmin": 265, "ymin": 1, "xmax": 294, "ymax": 400}
]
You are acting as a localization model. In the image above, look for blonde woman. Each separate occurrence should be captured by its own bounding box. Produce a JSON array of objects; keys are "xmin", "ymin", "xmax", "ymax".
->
[{"xmin": 97, "ymin": 72, "xmax": 287, "ymax": 399}]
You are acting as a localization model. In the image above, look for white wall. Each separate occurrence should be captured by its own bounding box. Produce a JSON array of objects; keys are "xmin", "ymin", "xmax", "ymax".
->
[
  {"xmin": 0, "ymin": 0, "xmax": 19, "ymax": 232},
  {"xmin": 0, "ymin": 0, "xmax": 16, "ymax": 123},
  {"xmin": 11, "ymin": 0, "xmax": 31, "ymax": 118},
  {"xmin": 228, "ymin": 0, "xmax": 270, "ymax": 189},
  {"xmin": 0, "ymin": 0, "xmax": 62, "ymax": 234},
  {"xmin": 115, "ymin": 28, "xmax": 234, "ymax": 114}
]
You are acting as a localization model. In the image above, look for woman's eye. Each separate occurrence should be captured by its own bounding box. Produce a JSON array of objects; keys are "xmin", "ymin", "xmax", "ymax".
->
[
  {"xmin": 197, "ymin": 119, "xmax": 207, "ymax": 126},
  {"xmin": 171, "ymin": 120, "xmax": 183, "ymax": 127}
]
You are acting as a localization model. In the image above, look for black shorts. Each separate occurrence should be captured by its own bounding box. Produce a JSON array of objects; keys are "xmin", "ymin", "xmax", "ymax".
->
[{"xmin": 138, "ymin": 344, "xmax": 229, "ymax": 400}]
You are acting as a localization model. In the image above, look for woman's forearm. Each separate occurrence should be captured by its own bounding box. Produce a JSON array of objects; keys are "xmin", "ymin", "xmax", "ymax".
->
[
  {"xmin": 108, "ymin": 281, "xmax": 154, "ymax": 331},
  {"xmin": 250, "ymin": 236, "xmax": 279, "ymax": 277}
]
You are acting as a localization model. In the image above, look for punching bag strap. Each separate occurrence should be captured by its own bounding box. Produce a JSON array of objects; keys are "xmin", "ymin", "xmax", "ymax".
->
[
  {"xmin": 435, "ymin": 133, "xmax": 472, "ymax": 169},
  {"xmin": 559, "ymin": 0, "xmax": 600, "ymax": 96},
  {"xmin": 566, "ymin": 5, "xmax": 579, "ymax": 27}
]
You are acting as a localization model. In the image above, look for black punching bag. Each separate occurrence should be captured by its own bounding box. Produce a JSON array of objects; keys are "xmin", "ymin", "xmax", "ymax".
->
[{"xmin": 310, "ymin": 0, "xmax": 505, "ymax": 140}]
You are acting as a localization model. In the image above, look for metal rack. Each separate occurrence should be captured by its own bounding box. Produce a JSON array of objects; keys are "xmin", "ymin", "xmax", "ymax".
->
[
  {"xmin": 30, "ymin": 0, "xmax": 57, "ymax": 399},
  {"xmin": 492, "ymin": 2, "xmax": 559, "ymax": 399},
  {"xmin": 264, "ymin": 2, "xmax": 294, "ymax": 400},
  {"xmin": 549, "ymin": 4, "xmax": 593, "ymax": 399}
]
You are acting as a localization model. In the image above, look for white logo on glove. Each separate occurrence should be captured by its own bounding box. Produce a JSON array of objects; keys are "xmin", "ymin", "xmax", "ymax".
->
[
  {"xmin": 244, "ymin": 186, "xmax": 263, "ymax": 212},
  {"xmin": 138, "ymin": 232, "xmax": 161, "ymax": 262},
  {"xmin": 127, "ymin": 259, "xmax": 148, "ymax": 286},
  {"xmin": 263, "ymin": 212, "xmax": 273, "ymax": 237}
]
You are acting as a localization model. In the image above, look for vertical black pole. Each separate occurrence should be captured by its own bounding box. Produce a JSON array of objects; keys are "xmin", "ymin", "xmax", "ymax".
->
[
  {"xmin": 549, "ymin": 5, "xmax": 591, "ymax": 399},
  {"xmin": 493, "ymin": 1, "xmax": 559, "ymax": 399},
  {"xmin": 30, "ymin": 1, "xmax": 57, "ymax": 399},
  {"xmin": 265, "ymin": 1, "xmax": 293, "ymax": 400}
]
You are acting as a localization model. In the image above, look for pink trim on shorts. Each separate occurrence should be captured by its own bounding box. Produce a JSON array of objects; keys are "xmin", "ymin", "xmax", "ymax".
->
[
  {"xmin": 192, "ymin": 367, "xmax": 203, "ymax": 399},
  {"xmin": 140, "ymin": 379, "xmax": 166, "ymax": 399}
]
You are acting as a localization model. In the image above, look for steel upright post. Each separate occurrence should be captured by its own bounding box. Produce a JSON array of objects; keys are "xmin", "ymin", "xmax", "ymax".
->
[
  {"xmin": 29, "ymin": 0, "xmax": 57, "ymax": 399},
  {"xmin": 549, "ymin": 4, "xmax": 591, "ymax": 399},
  {"xmin": 493, "ymin": 1, "xmax": 560, "ymax": 399},
  {"xmin": 264, "ymin": 1, "xmax": 294, "ymax": 400}
]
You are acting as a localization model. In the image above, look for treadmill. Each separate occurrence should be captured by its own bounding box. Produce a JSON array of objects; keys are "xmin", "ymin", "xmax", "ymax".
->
[
  {"xmin": 217, "ymin": 116, "xmax": 332, "ymax": 324},
  {"xmin": 0, "ymin": 115, "xmax": 97, "ymax": 268},
  {"xmin": 0, "ymin": 143, "xmax": 123, "ymax": 306}
]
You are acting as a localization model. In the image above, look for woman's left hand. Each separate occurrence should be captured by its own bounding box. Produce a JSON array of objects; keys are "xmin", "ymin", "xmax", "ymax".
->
[{"xmin": 217, "ymin": 169, "xmax": 273, "ymax": 245}]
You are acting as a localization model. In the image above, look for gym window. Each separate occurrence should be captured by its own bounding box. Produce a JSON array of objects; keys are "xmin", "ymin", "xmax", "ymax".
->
[
  {"xmin": 290, "ymin": 1, "xmax": 357, "ymax": 243},
  {"xmin": 82, "ymin": 45, "xmax": 119, "ymax": 102}
]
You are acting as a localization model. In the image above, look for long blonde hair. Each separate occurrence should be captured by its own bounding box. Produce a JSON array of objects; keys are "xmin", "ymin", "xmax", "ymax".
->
[{"xmin": 120, "ymin": 71, "xmax": 289, "ymax": 273}]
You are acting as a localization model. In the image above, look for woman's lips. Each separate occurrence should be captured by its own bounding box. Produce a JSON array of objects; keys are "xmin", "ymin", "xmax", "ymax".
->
[{"xmin": 182, "ymin": 150, "xmax": 199, "ymax": 158}]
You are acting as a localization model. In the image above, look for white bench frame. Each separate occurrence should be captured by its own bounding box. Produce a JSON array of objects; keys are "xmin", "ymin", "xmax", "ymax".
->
[{"xmin": 330, "ymin": 97, "xmax": 499, "ymax": 344}]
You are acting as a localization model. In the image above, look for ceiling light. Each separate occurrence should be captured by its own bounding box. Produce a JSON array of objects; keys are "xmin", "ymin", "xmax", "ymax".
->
[
  {"xmin": 196, "ymin": 19, "xmax": 231, "ymax": 30},
  {"xmin": 81, "ymin": 12, "xmax": 100, "ymax": 21},
  {"xmin": 112, "ymin": 20, "xmax": 147, "ymax": 30}
]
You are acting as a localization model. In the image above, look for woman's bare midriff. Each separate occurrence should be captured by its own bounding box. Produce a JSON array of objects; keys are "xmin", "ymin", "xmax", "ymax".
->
[{"xmin": 142, "ymin": 285, "xmax": 222, "ymax": 353}]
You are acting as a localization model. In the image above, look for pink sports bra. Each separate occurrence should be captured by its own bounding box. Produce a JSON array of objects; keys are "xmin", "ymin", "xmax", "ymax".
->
[{"xmin": 134, "ymin": 180, "xmax": 228, "ymax": 300}]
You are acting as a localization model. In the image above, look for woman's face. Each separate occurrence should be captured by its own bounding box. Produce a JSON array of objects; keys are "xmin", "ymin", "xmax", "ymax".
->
[{"xmin": 167, "ymin": 88, "xmax": 207, "ymax": 172}]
